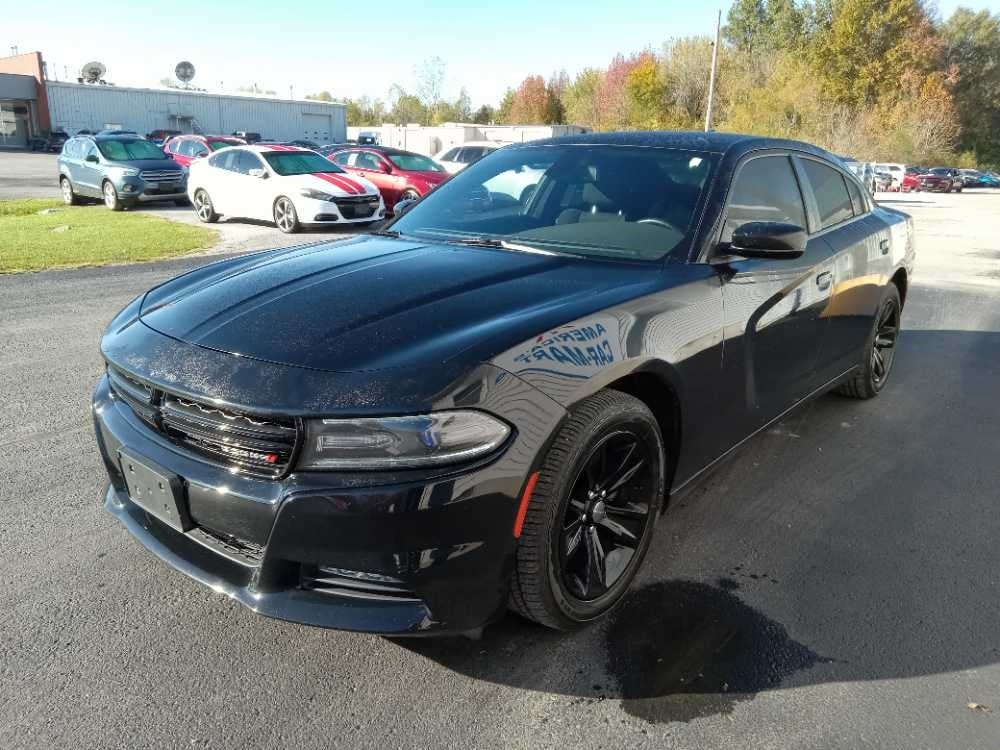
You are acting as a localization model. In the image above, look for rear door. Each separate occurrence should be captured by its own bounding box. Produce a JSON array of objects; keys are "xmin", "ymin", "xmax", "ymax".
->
[
  {"xmin": 203, "ymin": 148, "xmax": 241, "ymax": 215},
  {"xmin": 797, "ymin": 156, "xmax": 890, "ymax": 379},
  {"xmin": 718, "ymin": 152, "xmax": 836, "ymax": 428}
]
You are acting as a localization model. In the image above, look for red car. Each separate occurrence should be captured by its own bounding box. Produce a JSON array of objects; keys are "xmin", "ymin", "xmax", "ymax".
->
[
  {"xmin": 901, "ymin": 167, "xmax": 921, "ymax": 192},
  {"xmin": 164, "ymin": 134, "xmax": 245, "ymax": 169},
  {"xmin": 917, "ymin": 167, "xmax": 962, "ymax": 193},
  {"xmin": 327, "ymin": 146, "xmax": 448, "ymax": 211}
]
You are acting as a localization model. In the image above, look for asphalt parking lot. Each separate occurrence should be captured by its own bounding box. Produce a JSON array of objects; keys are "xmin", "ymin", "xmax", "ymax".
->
[{"xmin": 2, "ymin": 184, "xmax": 999, "ymax": 746}]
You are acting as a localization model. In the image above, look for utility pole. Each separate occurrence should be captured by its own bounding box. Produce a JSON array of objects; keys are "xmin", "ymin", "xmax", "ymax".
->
[{"xmin": 704, "ymin": 9, "xmax": 721, "ymax": 132}]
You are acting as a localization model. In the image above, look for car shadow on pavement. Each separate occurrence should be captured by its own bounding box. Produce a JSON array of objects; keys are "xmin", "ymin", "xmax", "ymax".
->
[{"xmin": 398, "ymin": 329, "xmax": 1000, "ymax": 724}]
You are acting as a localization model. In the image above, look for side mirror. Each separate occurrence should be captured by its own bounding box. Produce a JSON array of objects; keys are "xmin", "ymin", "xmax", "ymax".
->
[
  {"xmin": 85, "ymin": 154, "xmax": 99, "ymax": 164},
  {"xmin": 381, "ymin": 162, "xmax": 393, "ymax": 174},
  {"xmin": 727, "ymin": 221, "xmax": 806, "ymax": 260},
  {"xmin": 196, "ymin": 151, "xmax": 208, "ymax": 159},
  {"xmin": 248, "ymin": 168, "xmax": 268, "ymax": 179},
  {"xmin": 393, "ymin": 197, "xmax": 417, "ymax": 216}
]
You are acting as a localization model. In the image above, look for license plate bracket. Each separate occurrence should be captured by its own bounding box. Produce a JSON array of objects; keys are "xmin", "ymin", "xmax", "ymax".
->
[{"xmin": 117, "ymin": 449, "xmax": 191, "ymax": 532}]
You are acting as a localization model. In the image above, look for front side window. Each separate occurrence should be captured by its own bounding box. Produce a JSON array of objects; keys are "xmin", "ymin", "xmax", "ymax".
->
[
  {"xmin": 354, "ymin": 152, "xmax": 383, "ymax": 171},
  {"xmin": 440, "ymin": 148, "xmax": 459, "ymax": 161},
  {"xmin": 459, "ymin": 147, "xmax": 486, "ymax": 163},
  {"xmin": 800, "ymin": 159, "xmax": 854, "ymax": 229},
  {"xmin": 391, "ymin": 144, "xmax": 717, "ymax": 262},
  {"xmin": 237, "ymin": 151, "xmax": 265, "ymax": 175},
  {"xmin": 97, "ymin": 139, "xmax": 166, "ymax": 161},
  {"xmin": 722, "ymin": 155, "xmax": 807, "ymax": 242},
  {"xmin": 262, "ymin": 151, "xmax": 347, "ymax": 176},
  {"xmin": 388, "ymin": 153, "xmax": 444, "ymax": 172},
  {"xmin": 191, "ymin": 142, "xmax": 209, "ymax": 157},
  {"xmin": 177, "ymin": 140, "xmax": 196, "ymax": 157}
]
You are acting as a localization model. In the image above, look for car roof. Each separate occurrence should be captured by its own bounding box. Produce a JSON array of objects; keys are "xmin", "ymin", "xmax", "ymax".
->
[
  {"xmin": 517, "ymin": 130, "xmax": 838, "ymax": 160},
  {"xmin": 244, "ymin": 144, "xmax": 310, "ymax": 153}
]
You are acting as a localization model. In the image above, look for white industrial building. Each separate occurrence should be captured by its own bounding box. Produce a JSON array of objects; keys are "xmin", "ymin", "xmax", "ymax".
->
[
  {"xmin": 45, "ymin": 80, "xmax": 348, "ymax": 142},
  {"xmin": 346, "ymin": 123, "xmax": 589, "ymax": 156}
]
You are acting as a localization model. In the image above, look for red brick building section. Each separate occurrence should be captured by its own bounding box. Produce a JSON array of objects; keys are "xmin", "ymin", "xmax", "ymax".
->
[{"xmin": 0, "ymin": 51, "xmax": 50, "ymax": 131}]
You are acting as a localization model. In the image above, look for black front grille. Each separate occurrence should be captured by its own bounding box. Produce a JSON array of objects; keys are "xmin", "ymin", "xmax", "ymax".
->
[
  {"xmin": 334, "ymin": 195, "xmax": 379, "ymax": 219},
  {"xmin": 300, "ymin": 565, "xmax": 421, "ymax": 603},
  {"xmin": 107, "ymin": 366, "xmax": 299, "ymax": 478}
]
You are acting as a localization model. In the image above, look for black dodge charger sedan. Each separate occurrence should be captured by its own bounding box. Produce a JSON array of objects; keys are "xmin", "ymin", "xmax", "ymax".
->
[{"xmin": 93, "ymin": 132, "xmax": 914, "ymax": 636}]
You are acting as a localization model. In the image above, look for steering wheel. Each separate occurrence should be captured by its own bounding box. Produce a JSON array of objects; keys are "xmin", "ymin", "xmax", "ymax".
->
[{"xmin": 637, "ymin": 218, "xmax": 680, "ymax": 232}]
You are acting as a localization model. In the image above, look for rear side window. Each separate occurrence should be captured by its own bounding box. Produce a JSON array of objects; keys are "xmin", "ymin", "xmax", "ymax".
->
[
  {"xmin": 801, "ymin": 160, "xmax": 854, "ymax": 229},
  {"xmin": 722, "ymin": 155, "xmax": 807, "ymax": 242},
  {"xmin": 213, "ymin": 149, "xmax": 242, "ymax": 171}
]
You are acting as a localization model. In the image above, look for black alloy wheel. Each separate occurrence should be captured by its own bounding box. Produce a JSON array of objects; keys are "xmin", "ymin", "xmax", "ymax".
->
[
  {"xmin": 509, "ymin": 389, "xmax": 666, "ymax": 630},
  {"xmin": 558, "ymin": 431, "xmax": 654, "ymax": 601},
  {"xmin": 870, "ymin": 292, "xmax": 901, "ymax": 389},
  {"xmin": 837, "ymin": 284, "xmax": 902, "ymax": 399}
]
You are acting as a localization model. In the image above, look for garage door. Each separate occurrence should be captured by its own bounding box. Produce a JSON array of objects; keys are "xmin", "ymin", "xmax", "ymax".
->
[{"xmin": 302, "ymin": 113, "xmax": 332, "ymax": 144}]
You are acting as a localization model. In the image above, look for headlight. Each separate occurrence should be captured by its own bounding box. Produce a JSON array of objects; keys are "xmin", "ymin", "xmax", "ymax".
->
[
  {"xmin": 300, "ymin": 187, "xmax": 334, "ymax": 201},
  {"xmin": 298, "ymin": 411, "xmax": 511, "ymax": 470},
  {"xmin": 112, "ymin": 167, "xmax": 140, "ymax": 178}
]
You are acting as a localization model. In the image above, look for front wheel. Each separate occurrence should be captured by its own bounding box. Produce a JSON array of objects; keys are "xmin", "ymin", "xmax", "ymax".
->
[
  {"xmin": 509, "ymin": 389, "xmax": 666, "ymax": 630},
  {"xmin": 60, "ymin": 177, "xmax": 80, "ymax": 206},
  {"xmin": 103, "ymin": 181, "xmax": 124, "ymax": 211},
  {"xmin": 273, "ymin": 196, "xmax": 300, "ymax": 233},
  {"xmin": 836, "ymin": 284, "xmax": 901, "ymax": 400}
]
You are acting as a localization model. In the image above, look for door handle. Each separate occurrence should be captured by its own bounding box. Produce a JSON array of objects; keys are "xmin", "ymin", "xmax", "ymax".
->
[
  {"xmin": 879, "ymin": 238, "xmax": 890, "ymax": 255},
  {"xmin": 816, "ymin": 271, "xmax": 833, "ymax": 290}
]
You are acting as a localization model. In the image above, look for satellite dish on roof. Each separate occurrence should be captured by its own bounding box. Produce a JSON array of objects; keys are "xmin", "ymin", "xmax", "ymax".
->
[
  {"xmin": 80, "ymin": 61, "xmax": 106, "ymax": 84},
  {"xmin": 175, "ymin": 61, "xmax": 196, "ymax": 85}
]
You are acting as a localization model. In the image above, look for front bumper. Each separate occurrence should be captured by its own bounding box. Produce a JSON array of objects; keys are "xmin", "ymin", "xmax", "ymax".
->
[
  {"xmin": 92, "ymin": 364, "xmax": 561, "ymax": 635},
  {"xmin": 117, "ymin": 175, "xmax": 188, "ymax": 203},
  {"xmin": 293, "ymin": 194, "xmax": 385, "ymax": 225}
]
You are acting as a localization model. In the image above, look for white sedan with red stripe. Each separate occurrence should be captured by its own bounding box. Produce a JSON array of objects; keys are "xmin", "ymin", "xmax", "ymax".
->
[{"xmin": 187, "ymin": 144, "xmax": 385, "ymax": 233}]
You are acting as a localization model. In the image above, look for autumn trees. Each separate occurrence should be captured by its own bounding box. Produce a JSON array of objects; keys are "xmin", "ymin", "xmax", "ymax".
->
[{"xmin": 319, "ymin": 1, "xmax": 999, "ymax": 167}]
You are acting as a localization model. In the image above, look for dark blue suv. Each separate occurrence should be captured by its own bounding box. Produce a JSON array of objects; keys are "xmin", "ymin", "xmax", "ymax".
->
[{"xmin": 58, "ymin": 134, "xmax": 187, "ymax": 210}]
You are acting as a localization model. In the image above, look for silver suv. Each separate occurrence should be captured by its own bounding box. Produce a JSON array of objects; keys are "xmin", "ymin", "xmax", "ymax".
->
[{"xmin": 58, "ymin": 134, "xmax": 187, "ymax": 210}]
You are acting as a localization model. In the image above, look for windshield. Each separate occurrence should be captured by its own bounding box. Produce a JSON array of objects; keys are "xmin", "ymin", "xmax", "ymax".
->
[
  {"xmin": 930, "ymin": 168, "xmax": 951, "ymax": 175},
  {"xmin": 389, "ymin": 153, "xmax": 445, "ymax": 173},
  {"xmin": 208, "ymin": 139, "xmax": 241, "ymax": 151},
  {"xmin": 97, "ymin": 139, "xmax": 167, "ymax": 161},
  {"xmin": 263, "ymin": 151, "xmax": 347, "ymax": 175},
  {"xmin": 391, "ymin": 144, "xmax": 716, "ymax": 262}
]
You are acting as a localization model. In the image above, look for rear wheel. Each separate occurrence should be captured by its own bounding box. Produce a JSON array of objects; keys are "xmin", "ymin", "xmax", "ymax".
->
[
  {"xmin": 102, "ymin": 181, "xmax": 124, "ymax": 211},
  {"xmin": 836, "ymin": 284, "xmax": 901, "ymax": 400},
  {"xmin": 509, "ymin": 389, "xmax": 666, "ymax": 630},
  {"xmin": 273, "ymin": 196, "xmax": 300, "ymax": 233},
  {"xmin": 193, "ymin": 189, "xmax": 218, "ymax": 223},
  {"xmin": 60, "ymin": 177, "xmax": 80, "ymax": 206}
]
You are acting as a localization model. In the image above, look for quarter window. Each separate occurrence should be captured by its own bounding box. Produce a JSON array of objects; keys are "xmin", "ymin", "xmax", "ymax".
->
[
  {"xmin": 800, "ymin": 159, "xmax": 854, "ymax": 229},
  {"xmin": 846, "ymin": 178, "xmax": 867, "ymax": 216},
  {"xmin": 722, "ymin": 155, "xmax": 807, "ymax": 242}
]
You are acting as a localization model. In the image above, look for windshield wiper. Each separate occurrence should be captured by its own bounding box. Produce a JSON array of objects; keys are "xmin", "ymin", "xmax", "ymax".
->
[{"xmin": 444, "ymin": 236, "xmax": 557, "ymax": 255}]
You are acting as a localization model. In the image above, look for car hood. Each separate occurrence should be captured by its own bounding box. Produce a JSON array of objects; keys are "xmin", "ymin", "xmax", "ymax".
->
[
  {"xmin": 138, "ymin": 237, "xmax": 660, "ymax": 373},
  {"xmin": 106, "ymin": 158, "xmax": 182, "ymax": 171},
  {"xmin": 283, "ymin": 171, "xmax": 380, "ymax": 197}
]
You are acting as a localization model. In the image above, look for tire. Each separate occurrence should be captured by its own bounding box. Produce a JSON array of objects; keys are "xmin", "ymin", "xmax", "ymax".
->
[
  {"xmin": 836, "ymin": 284, "xmax": 902, "ymax": 400},
  {"xmin": 273, "ymin": 196, "xmax": 300, "ymax": 233},
  {"xmin": 192, "ymin": 189, "xmax": 219, "ymax": 223},
  {"xmin": 102, "ymin": 181, "xmax": 124, "ymax": 211},
  {"xmin": 509, "ymin": 389, "xmax": 666, "ymax": 630},
  {"xmin": 60, "ymin": 177, "xmax": 80, "ymax": 206}
]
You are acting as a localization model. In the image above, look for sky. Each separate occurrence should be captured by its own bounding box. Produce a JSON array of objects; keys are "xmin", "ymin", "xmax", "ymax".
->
[{"xmin": 4, "ymin": 0, "xmax": 1000, "ymax": 108}]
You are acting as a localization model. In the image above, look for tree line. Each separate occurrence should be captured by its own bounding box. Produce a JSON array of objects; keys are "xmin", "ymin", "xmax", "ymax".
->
[{"xmin": 310, "ymin": 1, "xmax": 1000, "ymax": 168}]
